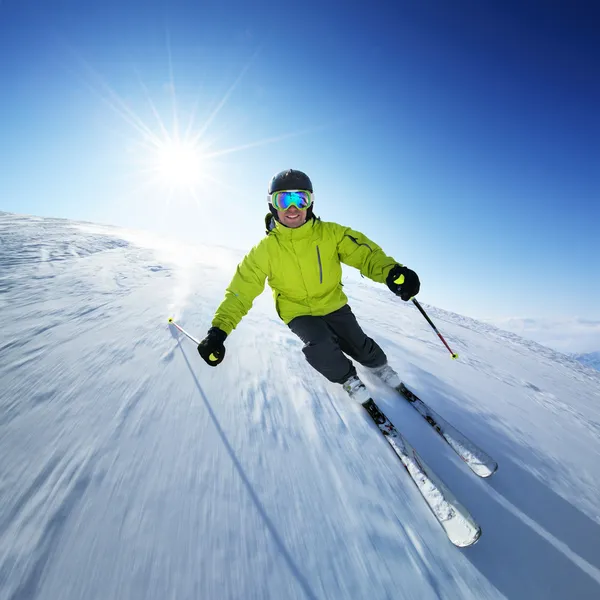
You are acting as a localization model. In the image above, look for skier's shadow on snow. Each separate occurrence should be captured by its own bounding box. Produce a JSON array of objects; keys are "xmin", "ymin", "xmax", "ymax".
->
[
  {"xmin": 401, "ymin": 367, "xmax": 600, "ymax": 600},
  {"xmin": 465, "ymin": 452, "xmax": 600, "ymax": 600},
  {"xmin": 171, "ymin": 328, "xmax": 319, "ymax": 600}
]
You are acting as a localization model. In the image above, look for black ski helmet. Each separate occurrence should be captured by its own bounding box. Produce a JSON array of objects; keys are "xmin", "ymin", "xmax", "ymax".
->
[
  {"xmin": 268, "ymin": 169, "xmax": 313, "ymax": 194},
  {"xmin": 267, "ymin": 169, "xmax": 315, "ymax": 223}
]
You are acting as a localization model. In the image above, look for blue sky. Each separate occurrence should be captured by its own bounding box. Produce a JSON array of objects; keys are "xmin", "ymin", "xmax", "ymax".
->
[{"xmin": 1, "ymin": 0, "xmax": 598, "ymax": 332}]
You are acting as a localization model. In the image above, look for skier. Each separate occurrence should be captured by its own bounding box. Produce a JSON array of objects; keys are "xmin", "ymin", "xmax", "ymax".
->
[{"xmin": 197, "ymin": 169, "xmax": 420, "ymax": 404}]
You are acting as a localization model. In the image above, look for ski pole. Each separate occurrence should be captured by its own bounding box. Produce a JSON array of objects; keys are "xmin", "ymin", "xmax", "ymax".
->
[
  {"xmin": 168, "ymin": 317, "xmax": 200, "ymax": 345},
  {"xmin": 411, "ymin": 299, "xmax": 459, "ymax": 359}
]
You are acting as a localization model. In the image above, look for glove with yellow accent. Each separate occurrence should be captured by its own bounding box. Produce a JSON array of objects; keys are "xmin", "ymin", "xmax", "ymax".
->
[
  {"xmin": 198, "ymin": 327, "xmax": 227, "ymax": 366},
  {"xmin": 386, "ymin": 265, "xmax": 420, "ymax": 301}
]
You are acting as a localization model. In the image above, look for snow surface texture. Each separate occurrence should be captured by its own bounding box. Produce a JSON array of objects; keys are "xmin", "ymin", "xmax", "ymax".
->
[{"xmin": 1, "ymin": 211, "xmax": 600, "ymax": 600}]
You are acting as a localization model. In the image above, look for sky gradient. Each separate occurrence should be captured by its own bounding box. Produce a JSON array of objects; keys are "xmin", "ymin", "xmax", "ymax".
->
[{"xmin": 1, "ymin": 0, "xmax": 598, "ymax": 345}]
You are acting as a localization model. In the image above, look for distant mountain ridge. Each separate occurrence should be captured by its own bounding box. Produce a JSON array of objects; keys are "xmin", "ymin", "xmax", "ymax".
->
[{"xmin": 572, "ymin": 351, "xmax": 600, "ymax": 372}]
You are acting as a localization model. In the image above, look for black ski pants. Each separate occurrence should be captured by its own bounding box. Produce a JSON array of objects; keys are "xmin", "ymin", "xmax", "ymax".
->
[{"xmin": 288, "ymin": 304, "xmax": 387, "ymax": 384}]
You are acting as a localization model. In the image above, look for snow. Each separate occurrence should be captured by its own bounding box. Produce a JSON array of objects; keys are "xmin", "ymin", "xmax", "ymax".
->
[{"xmin": 1, "ymin": 211, "xmax": 600, "ymax": 599}]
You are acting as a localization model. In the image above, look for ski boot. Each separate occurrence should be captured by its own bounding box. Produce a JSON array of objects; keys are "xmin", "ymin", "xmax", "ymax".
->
[
  {"xmin": 366, "ymin": 363, "xmax": 401, "ymax": 388},
  {"xmin": 342, "ymin": 375, "xmax": 372, "ymax": 406}
]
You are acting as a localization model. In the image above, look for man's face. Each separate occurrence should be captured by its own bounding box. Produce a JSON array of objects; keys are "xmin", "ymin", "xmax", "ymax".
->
[{"xmin": 277, "ymin": 205, "xmax": 308, "ymax": 228}]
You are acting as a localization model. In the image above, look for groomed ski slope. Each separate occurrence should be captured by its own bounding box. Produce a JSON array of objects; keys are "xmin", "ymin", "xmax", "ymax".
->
[{"xmin": 1, "ymin": 212, "xmax": 600, "ymax": 600}]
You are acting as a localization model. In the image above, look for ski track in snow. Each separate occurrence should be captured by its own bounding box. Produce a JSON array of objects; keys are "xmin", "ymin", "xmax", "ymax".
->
[{"xmin": 1, "ymin": 212, "xmax": 600, "ymax": 599}]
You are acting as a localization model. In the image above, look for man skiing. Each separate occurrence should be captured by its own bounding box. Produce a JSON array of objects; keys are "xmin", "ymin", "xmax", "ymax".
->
[{"xmin": 197, "ymin": 169, "xmax": 420, "ymax": 404}]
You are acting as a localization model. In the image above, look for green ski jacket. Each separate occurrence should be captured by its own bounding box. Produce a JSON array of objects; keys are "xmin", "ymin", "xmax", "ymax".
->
[{"xmin": 212, "ymin": 217, "xmax": 399, "ymax": 335}]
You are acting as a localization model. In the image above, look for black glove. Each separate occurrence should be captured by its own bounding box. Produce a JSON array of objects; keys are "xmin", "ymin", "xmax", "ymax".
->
[
  {"xmin": 386, "ymin": 264, "xmax": 420, "ymax": 301},
  {"xmin": 197, "ymin": 327, "xmax": 227, "ymax": 366}
]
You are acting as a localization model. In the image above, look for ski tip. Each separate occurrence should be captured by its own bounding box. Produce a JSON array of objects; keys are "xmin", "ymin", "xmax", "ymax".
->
[
  {"xmin": 469, "ymin": 527, "xmax": 482, "ymax": 547},
  {"xmin": 477, "ymin": 462, "xmax": 499, "ymax": 478},
  {"xmin": 454, "ymin": 526, "xmax": 482, "ymax": 548}
]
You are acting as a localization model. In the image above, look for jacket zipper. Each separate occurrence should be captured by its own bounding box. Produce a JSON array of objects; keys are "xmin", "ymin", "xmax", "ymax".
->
[{"xmin": 316, "ymin": 246, "xmax": 323, "ymax": 284}]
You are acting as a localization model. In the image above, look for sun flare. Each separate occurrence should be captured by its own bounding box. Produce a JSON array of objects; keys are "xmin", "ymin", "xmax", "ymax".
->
[
  {"xmin": 78, "ymin": 47, "xmax": 314, "ymax": 207},
  {"xmin": 153, "ymin": 138, "xmax": 204, "ymax": 187}
]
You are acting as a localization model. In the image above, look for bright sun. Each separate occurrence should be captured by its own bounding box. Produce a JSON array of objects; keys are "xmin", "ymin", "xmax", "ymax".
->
[
  {"xmin": 81, "ymin": 49, "xmax": 316, "ymax": 209},
  {"xmin": 153, "ymin": 139, "xmax": 204, "ymax": 188}
]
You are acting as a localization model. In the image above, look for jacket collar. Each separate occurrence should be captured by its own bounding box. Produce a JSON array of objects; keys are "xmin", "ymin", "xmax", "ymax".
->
[{"xmin": 272, "ymin": 217, "xmax": 316, "ymax": 240}]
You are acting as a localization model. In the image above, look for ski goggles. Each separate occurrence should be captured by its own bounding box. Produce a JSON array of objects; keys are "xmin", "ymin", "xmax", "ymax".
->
[{"xmin": 269, "ymin": 190, "xmax": 313, "ymax": 211}]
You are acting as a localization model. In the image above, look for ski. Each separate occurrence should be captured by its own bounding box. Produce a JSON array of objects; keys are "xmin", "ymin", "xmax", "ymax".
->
[
  {"xmin": 395, "ymin": 383, "xmax": 498, "ymax": 478},
  {"xmin": 362, "ymin": 398, "xmax": 481, "ymax": 547}
]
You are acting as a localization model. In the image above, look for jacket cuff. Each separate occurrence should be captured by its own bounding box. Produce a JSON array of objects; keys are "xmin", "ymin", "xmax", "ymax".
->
[{"xmin": 208, "ymin": 324, "xmax": 231, "ymax": 342}]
